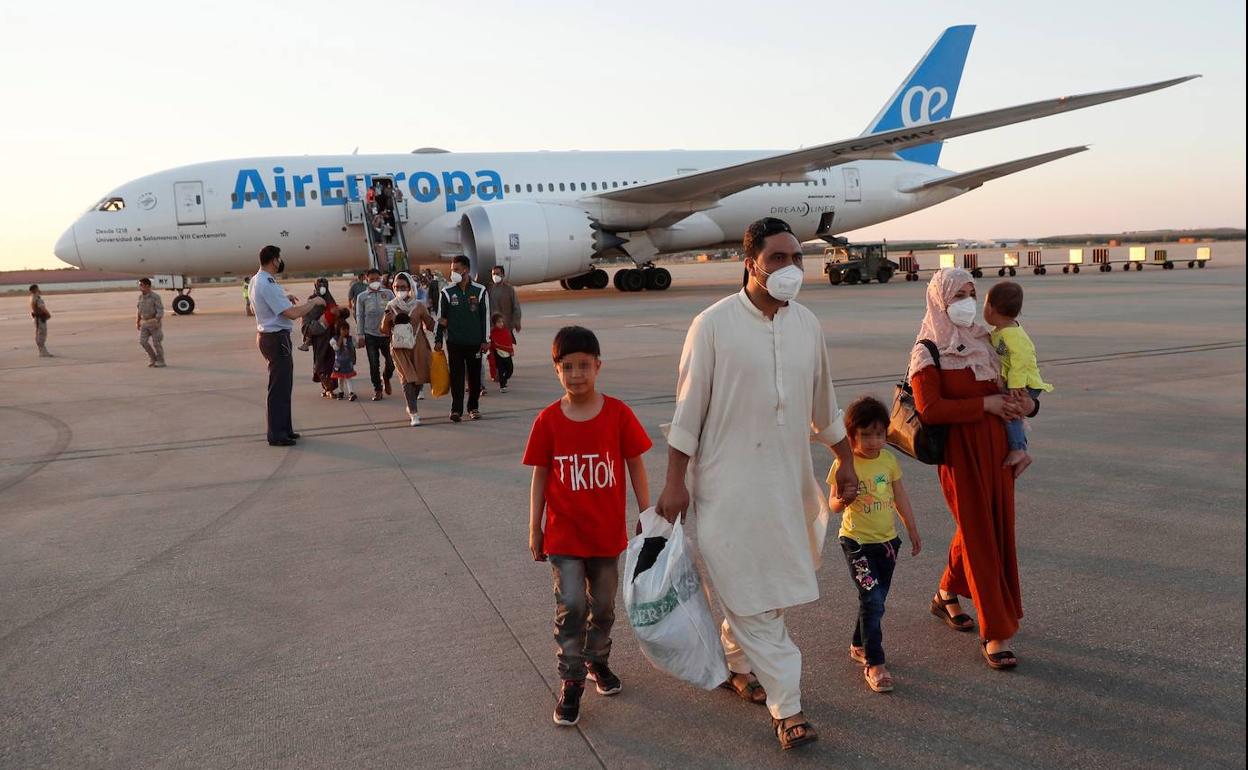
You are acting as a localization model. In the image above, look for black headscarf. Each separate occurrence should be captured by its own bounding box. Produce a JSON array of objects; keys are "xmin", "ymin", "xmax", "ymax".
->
[{"xmin": 309, "ymin": 278, "xmax": 337, "ymax": 308}]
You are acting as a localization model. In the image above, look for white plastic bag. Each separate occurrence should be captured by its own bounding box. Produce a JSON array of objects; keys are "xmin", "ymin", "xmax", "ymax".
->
[{"xmin": 624, "ymin": 508, "xmax": 729, "ymax": 690}]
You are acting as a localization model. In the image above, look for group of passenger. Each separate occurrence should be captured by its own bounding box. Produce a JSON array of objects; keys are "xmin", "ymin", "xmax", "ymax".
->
[
  {"xmin": 367, "ymin": 182, "xmax": 403, "ymax": 271},
  {"xmin": 31, "ymin": 216, "xmax": 1051, "ymax": 754},
  {"xmin": 519, "ymin": 216, "xmax": 1049, "ymax": 751},
  {"xmin": 266, "ymin": 257, "xmax": 523, "ymax": 426}
]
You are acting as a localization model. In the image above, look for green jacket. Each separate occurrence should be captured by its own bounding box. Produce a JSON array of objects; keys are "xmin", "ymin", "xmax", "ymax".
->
[{"xmin": 435, "ymin": 281, "xmax": 490, "ymax": 347}]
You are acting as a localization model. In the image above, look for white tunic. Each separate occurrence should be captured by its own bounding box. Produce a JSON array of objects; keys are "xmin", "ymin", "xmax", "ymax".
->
[{"xmin": 667, "ymin": 291, "xmax": 847, "ymax": 617}]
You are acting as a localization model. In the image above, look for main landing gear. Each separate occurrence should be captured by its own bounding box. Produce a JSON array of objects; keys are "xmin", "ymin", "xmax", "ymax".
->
[
  {"xmin": 559, "ymin": 268, "xmax": 610, "ymax": 291},
  {"xmin": 560, "ymin": 266, "xmax": 673, "ymax": 292},
  {"xmin": 613, "ymin": 265, "xmax": 671, "ymax": 292}
]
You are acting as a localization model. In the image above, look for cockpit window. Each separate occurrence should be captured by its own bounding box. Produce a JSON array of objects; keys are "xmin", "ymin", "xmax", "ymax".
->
[{"xmin": 94, "ymin": 197, "xmax": 125, "ymax": 212}]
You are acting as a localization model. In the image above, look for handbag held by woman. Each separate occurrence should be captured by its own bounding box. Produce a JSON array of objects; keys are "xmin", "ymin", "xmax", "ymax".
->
[{"xmin": 887, "ymin": 339, "xmax": 947, "ymax": 465}]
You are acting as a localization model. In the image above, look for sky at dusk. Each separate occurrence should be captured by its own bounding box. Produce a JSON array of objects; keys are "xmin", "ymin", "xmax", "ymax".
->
[{"xmin": 0, "ymin": 0, "xmax": 1243, "ymax": 270}]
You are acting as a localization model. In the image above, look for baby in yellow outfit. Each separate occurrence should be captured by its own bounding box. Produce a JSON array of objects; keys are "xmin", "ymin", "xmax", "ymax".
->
[{"xmin": 984, "ymin": 281, "xmax": 1053, "ymax": 471}]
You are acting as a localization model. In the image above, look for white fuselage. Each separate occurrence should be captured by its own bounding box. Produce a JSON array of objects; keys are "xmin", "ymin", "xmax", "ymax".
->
[{"xmin": 56, "ymin": 150, "xmax": 962, "ymax": 283}]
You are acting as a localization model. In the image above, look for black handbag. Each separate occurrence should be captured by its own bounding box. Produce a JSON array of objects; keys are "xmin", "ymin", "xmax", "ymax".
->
[{"xmin": 887, "ymin": 339, "xmax": 947, "ymax": 465}]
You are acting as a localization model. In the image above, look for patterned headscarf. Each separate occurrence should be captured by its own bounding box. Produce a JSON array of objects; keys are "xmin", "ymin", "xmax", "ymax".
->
[
  {"xmin": 388, "ymin": 271, "xmax": 420, "ymax": 315},
  {"xmin": 909, "ymin": 268, "xmax": 999, "ymax": 382}
]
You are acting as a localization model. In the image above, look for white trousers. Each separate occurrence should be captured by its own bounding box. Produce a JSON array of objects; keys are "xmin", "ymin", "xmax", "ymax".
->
[{"xmin": 720, "ymin": 605, "xmax": 802, "ymax": 720}]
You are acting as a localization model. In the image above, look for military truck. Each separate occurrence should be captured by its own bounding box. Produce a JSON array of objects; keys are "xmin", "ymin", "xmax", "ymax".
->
[{"xmin": 822, "ymin": 240, "xmax": 899, "ymax": 285}]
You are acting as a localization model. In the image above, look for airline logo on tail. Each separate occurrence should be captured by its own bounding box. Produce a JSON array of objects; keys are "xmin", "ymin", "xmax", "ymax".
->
[
  {"xmin": 863, "ymin": 24, "xmax": 976, "ymax": 165},
  {"xmin": 901, "ymin": 85, "xmax": 949, "ymax": 127}
]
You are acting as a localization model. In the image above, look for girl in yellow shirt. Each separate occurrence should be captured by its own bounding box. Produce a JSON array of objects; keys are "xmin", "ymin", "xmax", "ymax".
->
[{"xmin": 827, "ymin": 396, "xmax": 921, "ymax": 693}]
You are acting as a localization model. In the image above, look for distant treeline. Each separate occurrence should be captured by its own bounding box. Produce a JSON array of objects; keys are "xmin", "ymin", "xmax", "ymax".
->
[{"xmin": 1032, "ymin": 228, "xmax": 1245, "ymax": 244}]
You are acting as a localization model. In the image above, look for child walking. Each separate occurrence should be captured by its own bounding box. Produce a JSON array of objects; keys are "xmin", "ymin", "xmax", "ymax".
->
[
  {"xmin": 983, "ymin": 281, "xmax": 1053, "ymax": 476},
  {"xmin": 827, "ymin": 396, "xmax": 921, "ymax": 694},
  {"xmin": 523, "ymin": 326, "xmax": 652, "ymax": 727},
  {"xmin": 489, "ymin": 313, "xmax": 516, "ymax": 392},
  {"xmin": 329, "ymin": 319, "xmax": 359, "ymax": 402}
]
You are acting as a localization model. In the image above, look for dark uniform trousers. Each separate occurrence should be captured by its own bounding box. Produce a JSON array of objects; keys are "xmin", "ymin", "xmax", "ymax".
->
[
  {"xmin": 447, "ymin": 343, "xmax": 482, "ymax": 415},
  {"xmin": 258, "ymin": 330, "xmax": 295, "ymax": 442}
]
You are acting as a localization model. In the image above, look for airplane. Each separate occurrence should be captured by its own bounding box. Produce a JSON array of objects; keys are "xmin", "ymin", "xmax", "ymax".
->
[{"xmin": 53, "ymin": 25, "xmax": 1197, "ymax": 315}]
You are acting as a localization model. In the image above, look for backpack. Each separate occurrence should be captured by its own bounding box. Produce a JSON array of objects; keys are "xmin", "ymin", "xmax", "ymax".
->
[
  {"xmin": 886, "ymin": 339, "xmax": 947, "ymax": 465},
  {"xmin": 390, "ymin": 320, "xmax": 416, "ymax": 349}
]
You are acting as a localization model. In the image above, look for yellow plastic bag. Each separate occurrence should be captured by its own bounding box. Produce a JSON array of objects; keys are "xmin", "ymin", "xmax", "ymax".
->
[{"xmin": 430, "ymin": 349, "xmax": 450, "ymax": 398}]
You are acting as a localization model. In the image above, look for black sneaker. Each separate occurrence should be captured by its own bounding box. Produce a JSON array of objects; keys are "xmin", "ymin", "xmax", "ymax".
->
[
  {"xmin": 587, "ymin": 663, "xmax": 622, "ymax": 696},
  {"xmin": 553, "ymin": 680, "xmax": 584, "ymax": 726}
]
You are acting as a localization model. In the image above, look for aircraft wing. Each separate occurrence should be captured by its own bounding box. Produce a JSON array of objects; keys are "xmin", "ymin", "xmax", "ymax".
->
[
  {"xmin": 898, "ymin": 146, "xmax": 1089, "ymax": 193},
  {"xmin": 594, "ymin": 75, "xmax": 1197, "ymax": 205}
]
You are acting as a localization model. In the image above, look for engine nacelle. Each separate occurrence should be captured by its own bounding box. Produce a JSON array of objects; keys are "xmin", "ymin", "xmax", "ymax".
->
[{"xmin": 459, "ymin": 202, "xmax": 597, "ymax": 285}]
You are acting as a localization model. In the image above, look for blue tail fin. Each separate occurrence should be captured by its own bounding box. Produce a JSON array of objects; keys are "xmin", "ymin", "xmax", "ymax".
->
[{"xmin": 861, "ymin": 25, "xmax": 975, "ymax": 166}]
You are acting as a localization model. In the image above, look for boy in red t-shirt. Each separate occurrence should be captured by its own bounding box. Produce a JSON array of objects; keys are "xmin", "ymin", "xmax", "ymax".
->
[{"xmin": 523, "ymin": 326, "xmax": 652, "ymax": 727}]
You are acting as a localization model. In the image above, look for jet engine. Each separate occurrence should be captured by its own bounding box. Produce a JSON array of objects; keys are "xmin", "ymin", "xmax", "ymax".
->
[{"xmin": 458, "ymin": 202, "xmax": 607, "ymax": 285}]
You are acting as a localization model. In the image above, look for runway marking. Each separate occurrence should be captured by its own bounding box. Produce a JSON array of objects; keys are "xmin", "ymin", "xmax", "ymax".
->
[
  {"xmin": 0, "ymin": 340, "xmax": 1241, "ymax": 469},
  {"xmin": 0, "ymin": 407, "xmax": 72, "ymax": 496}
]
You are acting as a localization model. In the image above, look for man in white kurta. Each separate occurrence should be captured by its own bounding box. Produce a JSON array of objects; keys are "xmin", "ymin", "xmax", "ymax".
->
[{"xmin": 658, "ymin": 218, "xmax": 857, "ymax": 745}]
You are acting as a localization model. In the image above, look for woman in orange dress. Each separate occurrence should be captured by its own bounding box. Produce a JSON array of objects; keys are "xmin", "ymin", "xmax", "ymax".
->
[{"xmin": 909, "ymin": 268, "xmax": 1032, "ymax": 669}]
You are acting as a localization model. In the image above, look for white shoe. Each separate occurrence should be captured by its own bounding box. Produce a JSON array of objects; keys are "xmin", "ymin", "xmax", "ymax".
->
[{"xmin": 409, "ymin": 414, "xmax": 421, "ymax": 426}]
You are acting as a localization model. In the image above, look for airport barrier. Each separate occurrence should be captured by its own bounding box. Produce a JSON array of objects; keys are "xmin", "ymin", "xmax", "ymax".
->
[
  {"xmin": 1190, "ymin": 246, "xmax": 1211, "ymax": 269},
  {"xmin": 1063, "ymin": 248, "xmax": 1084, "ymax": 274},
  {"xmin": 1027, "ymin": 250, "xmax": 1047, "ymax": 275},
  {"xmin": 1092, "ymin": 247, "xmax": 1113, "ymax": 272},
  {"xmin": 996, "ymin": 251, "xmax": 1020, "ymax": 277},
  {"xmin": 939, "ymin": 253, "xmax": 956, "ymax": 269}
]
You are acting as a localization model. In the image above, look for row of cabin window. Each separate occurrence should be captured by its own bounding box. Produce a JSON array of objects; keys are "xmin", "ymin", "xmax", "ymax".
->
[{"xmin": 227, "ymin": 176, "xmax": 828, "ymax": 203}]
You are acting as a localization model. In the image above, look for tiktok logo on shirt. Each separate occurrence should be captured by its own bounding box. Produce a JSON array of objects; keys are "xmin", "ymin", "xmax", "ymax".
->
[{"xmin": 554, "ymin": 454, "xmax": 617, "ymax": 491}]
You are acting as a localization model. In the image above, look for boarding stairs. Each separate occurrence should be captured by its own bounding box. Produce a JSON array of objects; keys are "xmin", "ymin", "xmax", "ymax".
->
[{"xmin": 344, "ymin": 178, "xmax": 411, "ymax": 273}]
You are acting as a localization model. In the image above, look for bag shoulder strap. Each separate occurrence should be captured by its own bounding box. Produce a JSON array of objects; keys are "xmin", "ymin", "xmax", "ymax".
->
[{"xmin": 918, "ymin": 339, "xmax": 941, "ymax": 369}]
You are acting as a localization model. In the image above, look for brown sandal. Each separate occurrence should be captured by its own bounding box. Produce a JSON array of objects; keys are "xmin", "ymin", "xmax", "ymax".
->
[
  {"xmin": 864, "ymin": 665, "xmax": 894, "ymax": 693},
  {"xmin": 773, "ymin": 715, "xmax": 818, "ymax": 750},
  {"xmin": 718, "ymin": 672, "xmax": 767, "ymax": 704},
  {"xmin": 981, "ymin": 641, "xmax": 1018, "ymax": 670},
  {"xmin": 931, "ymin": 592, "xmax": 975, "ymax": 632}
]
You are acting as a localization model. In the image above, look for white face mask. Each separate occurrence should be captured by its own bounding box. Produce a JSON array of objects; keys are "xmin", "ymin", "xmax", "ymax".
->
[
  {"xmin": 368, "ymin": 281, "xmax": 381, "ymax": 291},
  {"xmin": 317, "ymin": 287, "xmax": 327, "ymax": 296},
  {"xmin": 756, "ymin": 263, "xmax": 804, "ymax": 303},
  {"xmin": 946, "ymin": 297, "xmax": 978, "ymax": 327},
  {"xmin": 398, "ymin": 289, "xmax": 411, "ymax": 299},
  {"xmin": 450, "ymin": 270, "xmax": 463, "ymax": 283},
  {"xmin": 491, "ymin": 274, "xmax": 503, "ymax": 284}
]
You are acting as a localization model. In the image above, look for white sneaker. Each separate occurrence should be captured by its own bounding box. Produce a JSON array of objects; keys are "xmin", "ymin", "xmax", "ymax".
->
[{"xmin": 409, "ymin": 414, "xmax": 421, "ymax": 426}]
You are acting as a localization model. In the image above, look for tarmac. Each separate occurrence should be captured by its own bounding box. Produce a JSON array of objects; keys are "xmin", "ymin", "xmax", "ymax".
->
[{"xmin": 1, "ymin": 246, "xmax": 1245, "ymax": 769}]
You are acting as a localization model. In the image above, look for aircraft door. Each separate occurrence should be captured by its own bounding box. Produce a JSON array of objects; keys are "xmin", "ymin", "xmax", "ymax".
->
[
  {"xmin": 174, "ymin": 181, "xmax": 206, "ymax": 225},
  {"xmin": 843, "ymin": 168, "xmax": 862, "ymax": 202}
]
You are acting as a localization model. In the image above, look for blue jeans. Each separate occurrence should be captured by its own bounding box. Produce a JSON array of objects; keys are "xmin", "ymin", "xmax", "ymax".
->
[
  {"xmin": 839, "ymin": 536, "xmax": 900, "ymax": 666},
  {"xmin": 1005, "ymin": 387, "xmax": 1043, "ymax": 450}
]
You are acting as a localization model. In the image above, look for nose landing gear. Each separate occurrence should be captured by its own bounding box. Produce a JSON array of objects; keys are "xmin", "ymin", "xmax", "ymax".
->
[{"xmin": 171, "ymin": 292, "xmax": 196, "ymax": 315}]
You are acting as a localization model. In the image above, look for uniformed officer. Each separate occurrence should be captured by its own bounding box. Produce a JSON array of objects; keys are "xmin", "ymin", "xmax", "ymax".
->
[
  {"xmin": 29, "ymin": 284, "xmax": 53, "ymax": 358},
  {"xmin": 250, "ymin": 245, "xmax": 325, "ymax": 447},
  {"xmin": 136, "ymin": 278, "xmax": 166, "ymax": 367}
]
